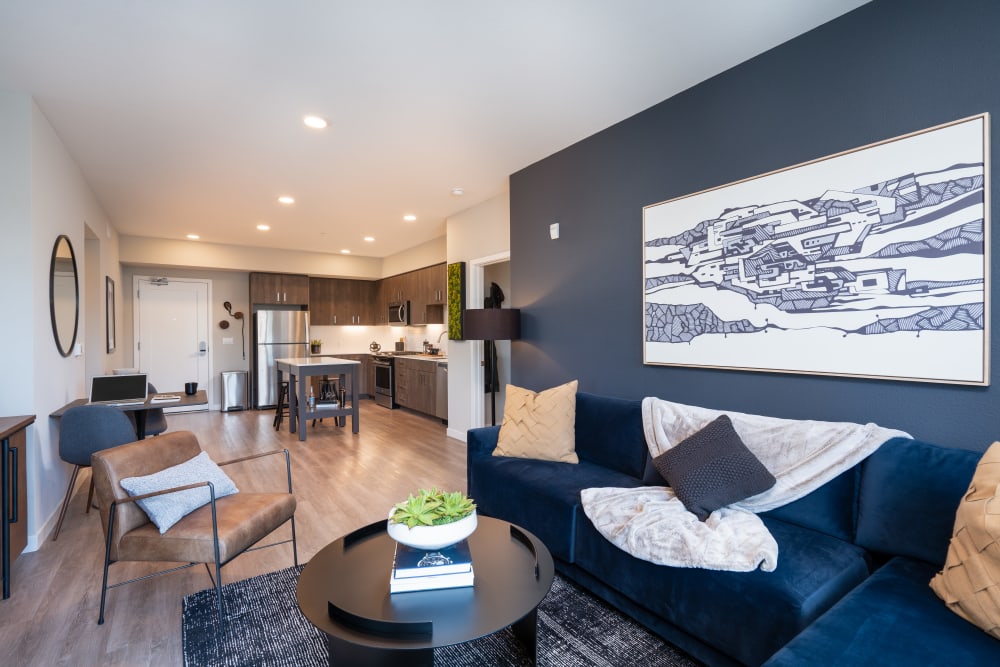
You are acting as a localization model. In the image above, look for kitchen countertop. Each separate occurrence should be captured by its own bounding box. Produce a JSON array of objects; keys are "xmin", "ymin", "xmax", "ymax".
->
[
  {"xmin": 396, "ymin": 354, "xmax": 447, "ymax": 361},
  {"xmin": 310, "ymin": 350, "xmax": 446, "ymax": 361}
]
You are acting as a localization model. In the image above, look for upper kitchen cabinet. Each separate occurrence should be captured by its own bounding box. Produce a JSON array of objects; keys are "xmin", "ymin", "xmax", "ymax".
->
[
  {"xmin": 376, "ymin": 264, "xmax": 447, "ymax": 325},
  {"xmin": 425, "ymin": 262, "xmax": 447, "ymax": 305},
  {"xmin": 250, "ymin": 272, "xmax": 309, "ymax": 306},
  {"xmin": 409, "ymin": 263, "xmax": 446, "ymax": 325},
  {"xmin": 310, "ymin": 278, "xmax": 376, "ymax": 325},
  {"xmin": 309, "ymin": 277, "xmax": 335, "ymax": 324}
]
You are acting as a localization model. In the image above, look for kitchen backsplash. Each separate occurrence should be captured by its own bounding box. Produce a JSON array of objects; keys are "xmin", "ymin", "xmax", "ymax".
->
[{"xmin": 309, "ymin": 322, "xmax": 448, "ymax": 355}]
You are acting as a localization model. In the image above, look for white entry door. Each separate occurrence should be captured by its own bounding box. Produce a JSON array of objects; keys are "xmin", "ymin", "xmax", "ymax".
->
[{"xmin": 134, "ymin": 276, "xmax": 211, "ymax": 411}]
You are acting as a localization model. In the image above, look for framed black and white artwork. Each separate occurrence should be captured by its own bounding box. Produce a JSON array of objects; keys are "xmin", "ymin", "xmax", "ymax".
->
[{"xmin": 643, "ymin": 114, "xmax": 989, "ymax": 385}]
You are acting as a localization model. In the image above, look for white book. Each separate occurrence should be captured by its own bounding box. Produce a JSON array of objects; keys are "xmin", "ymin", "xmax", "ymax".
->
[
  {"xmin": 149, "ymin": 395, "xmax": 181, "ymax": 403},
  {"xmin": 389, "ymin": 566, "xmax": 474, "ymax": 594}
]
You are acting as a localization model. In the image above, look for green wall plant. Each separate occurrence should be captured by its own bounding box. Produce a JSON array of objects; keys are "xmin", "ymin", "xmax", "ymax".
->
[{"xmin": 447, "ymin": 262, "xmax": 465, "ymax": 340}]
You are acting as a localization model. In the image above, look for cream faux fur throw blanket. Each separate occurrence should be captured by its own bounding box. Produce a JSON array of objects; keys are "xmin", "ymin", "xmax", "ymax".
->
[{"xmin": 580, "ymin": 397, "xmax": 908, "ymax": 572}]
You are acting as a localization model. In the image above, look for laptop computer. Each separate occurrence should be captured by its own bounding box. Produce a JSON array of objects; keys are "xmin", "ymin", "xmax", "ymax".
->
[{"xmin": 88, "ymin": 374, "xmax": 149, "ymax": 407}]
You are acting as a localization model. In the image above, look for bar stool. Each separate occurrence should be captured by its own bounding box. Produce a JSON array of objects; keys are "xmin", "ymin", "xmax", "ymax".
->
[{"xmin": 272, "ymin": 381, "xmax": 289, "ymax": 431}]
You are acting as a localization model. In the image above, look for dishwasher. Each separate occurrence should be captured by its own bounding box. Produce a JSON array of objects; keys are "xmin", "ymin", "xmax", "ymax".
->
[{"xmin": 435, "ymin": 361, "xmax": 448, "ymax": 422}]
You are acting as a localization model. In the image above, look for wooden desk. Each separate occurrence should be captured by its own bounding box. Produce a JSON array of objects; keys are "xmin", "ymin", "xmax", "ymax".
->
[
  {"xmin": 1, "ymin": 414, "xmax": 34, "ymax": 600},
  {"xmin": 49, "ymin": 390, "xmax": 207, "ymax": 439},
  {"xmin": 276, "ymin": 357, "xmax": 360, "ymax": 441}
]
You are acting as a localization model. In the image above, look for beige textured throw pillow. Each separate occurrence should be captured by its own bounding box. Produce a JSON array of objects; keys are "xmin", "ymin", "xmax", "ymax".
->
[
  {"xmin": 929, "ymin": 441, "xmax": 1000, "ymax": 639},
  {"xmin": 494, "ymin": 380, "xmax": 578, "ymax": 463}
]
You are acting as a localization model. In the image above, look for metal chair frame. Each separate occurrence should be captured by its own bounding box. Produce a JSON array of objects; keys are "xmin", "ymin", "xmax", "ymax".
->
[{"xmin": 97, "ymin": 448, "xmax": 298, "ymax": 629}]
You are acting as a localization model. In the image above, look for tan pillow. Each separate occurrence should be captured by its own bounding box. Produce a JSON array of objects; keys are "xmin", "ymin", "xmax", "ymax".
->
[
  {"xmin": 494, "ymin": 380, "xmax": 578, "ymax": 463},
  {"xmin": 929, "ymin": 441, "xmax": 1000, "ymax": 639}
]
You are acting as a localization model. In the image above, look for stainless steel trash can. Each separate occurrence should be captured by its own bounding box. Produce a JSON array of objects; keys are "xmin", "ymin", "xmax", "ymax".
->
[{"xmin": 222, "ymin": 371, "xmax": 248, "ymax": 411}]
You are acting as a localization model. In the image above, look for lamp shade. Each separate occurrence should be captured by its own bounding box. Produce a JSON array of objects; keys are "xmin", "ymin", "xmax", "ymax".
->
[{"xmin": 463, "ymin": 308, "xmax": 521, "ymax": 341}]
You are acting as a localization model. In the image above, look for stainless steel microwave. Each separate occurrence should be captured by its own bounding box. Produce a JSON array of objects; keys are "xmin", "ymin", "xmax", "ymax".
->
[{"xmin": 388, "ymin": 301, "xmax": 410, "ymax": 325}]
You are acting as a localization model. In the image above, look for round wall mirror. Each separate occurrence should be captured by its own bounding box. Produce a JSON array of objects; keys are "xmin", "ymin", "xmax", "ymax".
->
[{"xmin": 49, "ymin": 234, "xmax": 79, "ymax": 357}]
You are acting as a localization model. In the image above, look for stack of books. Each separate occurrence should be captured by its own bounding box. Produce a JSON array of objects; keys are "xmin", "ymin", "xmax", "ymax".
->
[{"xmin": 389, "ymin": 540, "xmax": 474, "ymax": 593}]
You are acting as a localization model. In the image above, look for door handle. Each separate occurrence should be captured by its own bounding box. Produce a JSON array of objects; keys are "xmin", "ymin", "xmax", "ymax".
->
[
  {"xmin": 9, "ymin": 446, "xmax": 17, "ymax": 523},
  {"xmin": 199, "ymin": 341, "xmax": 207, "ymax": 354}
]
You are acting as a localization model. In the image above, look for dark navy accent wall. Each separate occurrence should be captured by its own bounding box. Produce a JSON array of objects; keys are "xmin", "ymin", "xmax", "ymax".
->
[{"xmin": 509, "ymin": 0, "xmax": 1000, "ymax": 450}]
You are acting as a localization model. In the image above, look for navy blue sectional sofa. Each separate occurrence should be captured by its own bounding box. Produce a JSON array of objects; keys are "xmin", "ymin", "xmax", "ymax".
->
[{"xmin": 466, "ymin": 392, "xmax": 999, "ymax": 666}]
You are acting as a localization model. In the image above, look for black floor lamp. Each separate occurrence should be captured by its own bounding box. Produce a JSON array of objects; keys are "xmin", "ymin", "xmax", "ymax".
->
[{"xmin": 463, "ymin": 308, "xmax": 521, "ymax": 426}]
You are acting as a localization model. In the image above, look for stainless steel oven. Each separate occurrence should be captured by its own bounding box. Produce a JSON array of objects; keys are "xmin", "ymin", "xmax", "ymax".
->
[{"xmin": 372, "ymin": 354, "xmax": 395, "ymax": 409}]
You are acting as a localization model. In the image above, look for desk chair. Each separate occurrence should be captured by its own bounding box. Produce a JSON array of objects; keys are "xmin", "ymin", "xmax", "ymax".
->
[
  {"xmin": 91, "ymin": 430, "xmax": 298, "ymax": 627},
  {"xmin": 128, "ymin": 382, "xmax": 168, "ymax": 437},
  {"xmin": 53, "ymin": 405, "xmax": 138, "ymax": 541}
]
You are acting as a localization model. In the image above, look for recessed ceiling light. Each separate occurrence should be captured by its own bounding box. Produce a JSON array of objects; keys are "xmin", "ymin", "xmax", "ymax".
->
[
  {"xmin": 363, "ymin": 236, "xmax": 375, "ymax": 242},
  {"xmin": 303, "ymin": 115, "xmax": 328, "ymax": 129},
  {"xmin": 186, "ymin": 234, "xmax": 200, "ymax": 240},
  {"xmin": 257, "ymin": 224, "xmax": 270, "ymax": 231},
  {"xmin": 403, "ymin": 214, "xmax": 417, "ymax": 222},
  {"xmin": 277, "ymin": 196, "xmax": 294, "ymax": 204},
  {"xmin": 451, "ymin": 187, "xmax": 465, "ymax": 196},
  {"xmin": 340, "ymin": 249, "xmax": 351, "ymax": 254}
]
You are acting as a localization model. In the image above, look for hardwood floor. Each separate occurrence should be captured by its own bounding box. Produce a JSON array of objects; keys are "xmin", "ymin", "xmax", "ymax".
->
[{"xmin": 0, "ymin": 401, "xmax": 467, "ymax": 666}]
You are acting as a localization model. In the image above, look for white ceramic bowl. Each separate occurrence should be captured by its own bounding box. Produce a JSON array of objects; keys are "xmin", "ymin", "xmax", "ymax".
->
[{"xmin": 386, "ymin": 509, "xmax": 477, "ymax": 550}]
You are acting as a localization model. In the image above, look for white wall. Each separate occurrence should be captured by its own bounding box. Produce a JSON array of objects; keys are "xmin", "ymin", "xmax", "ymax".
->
[
  {"xmin": 381, "ymin": 236, "xmax": 447, "ymax": 278},
  {"xmin": 119, "ymin": 266, "xmax": 250, "ymax": 410},
  {"xmin": 24, "ymin": 98, "xmax": 121, "ymax": 549},
  {"xmin": 445, "ymin": 192, "xmax": 511, "ymax": 440},
  {"xmin": 0, "ymin": 92, "xmax": 34, "ymax": 417},
  {"xmin": 120, "ymin": 234, "xmax": 445, "ymax": 280}
]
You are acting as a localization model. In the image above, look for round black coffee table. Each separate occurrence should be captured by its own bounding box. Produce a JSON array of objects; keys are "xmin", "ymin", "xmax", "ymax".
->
[{"xmin": 297, "ymin": 515, "xmax": 554, "ymax": 666}]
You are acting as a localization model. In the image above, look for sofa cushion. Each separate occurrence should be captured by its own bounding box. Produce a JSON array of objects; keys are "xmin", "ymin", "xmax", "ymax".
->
[
  {"xmin": 574, "ymin": 392, "xmax": 647, "ymax": 479},
  {"xmin": 762, "ymin": 557, "xmax": 1000, "ymax": 667},
  {"xmin": 573, "ymin": 515, "xmax": 869, "ymax": 667},
  {"xmin": 495, "ymin": 380, "xmax": 578, "ymax": 463},
  {"xmin": 759, "ymin": 467, "xmax": 859, "ymax": 543},
  {"xmin": 929, "ymin": 442, "xmax": 1000, "ymax": 639},
  {"xmin": 468, "ymin": 454, "xmax": 643, "ymax": 562},
  {"xmin": 651, "ymin": 414, "xmax": 775, "ymax": 520},
  {"xmin": 856, "ymin": 437, "xmax": 984, "ymax": 565}
]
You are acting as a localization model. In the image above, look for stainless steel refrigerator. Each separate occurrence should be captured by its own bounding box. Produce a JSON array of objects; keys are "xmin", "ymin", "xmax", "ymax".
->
[{"xmin": 252, "ymin": 309, "xmax": 309, "ymax": 409}]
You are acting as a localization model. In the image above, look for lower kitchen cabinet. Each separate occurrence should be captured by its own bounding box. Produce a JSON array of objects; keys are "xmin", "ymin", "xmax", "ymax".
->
[{"xmin": 395, "ymin": 357, "xmax": 437, "ymax": 415}]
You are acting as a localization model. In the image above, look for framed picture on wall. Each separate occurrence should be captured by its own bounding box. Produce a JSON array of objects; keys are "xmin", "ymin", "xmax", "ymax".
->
[
  {"xmin": 643, "ymin": 113, "xmax": 990, "ymax": 385},
  {"xmin": 106, "ymin": 276, "xmax": 116, "ymax": 353}
]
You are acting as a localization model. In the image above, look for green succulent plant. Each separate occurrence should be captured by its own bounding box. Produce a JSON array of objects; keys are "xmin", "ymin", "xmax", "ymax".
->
[{"xmin": 390, "ymin": 488, "xmax": 476, "ymax": 529}]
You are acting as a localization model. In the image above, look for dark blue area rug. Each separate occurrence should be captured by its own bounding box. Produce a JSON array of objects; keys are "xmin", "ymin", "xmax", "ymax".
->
[{"xmin": 182, "ymin": 565, "xmax": 701, "ymax": 666}]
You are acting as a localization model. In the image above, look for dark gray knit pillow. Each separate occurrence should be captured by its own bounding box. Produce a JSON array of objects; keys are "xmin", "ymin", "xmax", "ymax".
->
[{"xmin": 652, "ymin": 414, "xmax": 775, "ymax": 521}]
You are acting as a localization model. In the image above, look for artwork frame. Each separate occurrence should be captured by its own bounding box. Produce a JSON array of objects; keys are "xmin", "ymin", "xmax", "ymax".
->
[
  {"xmin": 643, "ymin": 114, "xmax": 990, "ymax": 385},
  {"xmin": 106, "ymin": 276, "xmax": 116, "ymax": 353},
  {"xmin": 447, "ymin": 262, "xmax": 466, "ymax": 340}
]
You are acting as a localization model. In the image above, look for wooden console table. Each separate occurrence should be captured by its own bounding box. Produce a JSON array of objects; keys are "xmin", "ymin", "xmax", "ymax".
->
[{"xmin": 1, "ymin": 415, "xmax": 34, "ymax": 599}]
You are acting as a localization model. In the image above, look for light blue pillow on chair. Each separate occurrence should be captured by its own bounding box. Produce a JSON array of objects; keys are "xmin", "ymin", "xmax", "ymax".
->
[{"xmin": 120, "ymin": 452, "xmax": 239, "ymax": 533}]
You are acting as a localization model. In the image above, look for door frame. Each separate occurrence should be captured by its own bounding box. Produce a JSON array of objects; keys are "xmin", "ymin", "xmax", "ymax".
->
[
  {"xmin": 132, "ymin": 275, "xmax": 213, "ymax": 411},
  {"xmin": 466, "ymin": 251, "xmax": 510, "ymax": 429}
]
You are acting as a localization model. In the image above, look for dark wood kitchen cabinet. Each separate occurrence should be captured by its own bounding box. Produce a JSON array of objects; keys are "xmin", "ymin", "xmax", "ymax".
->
[
  {"xmin": 394, "ymin": 357, "xmax": 436, "ymax": 415},
  {"xmin": 381, "ymin": 264, "xmax": 446, "ymax": 325},
  {"xmin": 1, "ymin": 415, "xmax": 33, "ymax": 599},
  {"xmin": 309, "ymin": 278, "xmax": 376, "ymax": 326},
  {"xmin": 250, "ymin": 272, "xmax": 309, "ymax": 306}
]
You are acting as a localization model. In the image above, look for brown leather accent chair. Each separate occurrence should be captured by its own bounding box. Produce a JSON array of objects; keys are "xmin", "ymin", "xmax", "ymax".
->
[{"xmin": 91, "ymin": 430, "xmax": 298, "ymax": 626}]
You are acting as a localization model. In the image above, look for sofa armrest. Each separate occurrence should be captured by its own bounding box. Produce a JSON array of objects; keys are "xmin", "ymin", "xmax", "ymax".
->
[
  {"xmin": 467, "ymin": 426, "xmax": 500, "ymax": 457},
  {"xmin": 467, "ymin": 426, "xmax": 500, "ymax": 500}
]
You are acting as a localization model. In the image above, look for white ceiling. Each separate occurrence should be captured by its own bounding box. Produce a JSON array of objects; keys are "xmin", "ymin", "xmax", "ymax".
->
[{"xmin": 0, "ymin": 1, "xmax": 869, "ymax": 259}]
